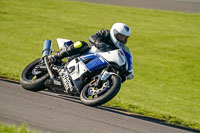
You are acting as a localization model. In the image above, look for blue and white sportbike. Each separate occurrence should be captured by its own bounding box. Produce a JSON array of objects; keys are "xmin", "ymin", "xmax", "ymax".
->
[{"xmin": 20, "ymin": 38, "xmax": 134, "ymax": 106}]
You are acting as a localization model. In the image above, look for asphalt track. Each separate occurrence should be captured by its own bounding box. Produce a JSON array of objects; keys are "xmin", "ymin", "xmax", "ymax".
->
[
  {"xmin": 0, "ymin": 79, "xmax": 198, "ymax": 133},
  {"xmin": 75, "ymin": 0, "xmax": 200, "ymax": 13}
]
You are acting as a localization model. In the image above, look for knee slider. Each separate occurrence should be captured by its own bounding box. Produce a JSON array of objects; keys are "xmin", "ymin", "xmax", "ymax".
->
[{"xmin": 74, "ymin": 41, "xmax": 83, "ymax": 48}]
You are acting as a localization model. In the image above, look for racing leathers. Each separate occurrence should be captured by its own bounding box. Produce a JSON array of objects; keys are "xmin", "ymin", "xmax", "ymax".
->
[
  {"xmin": 89, "ymin": 29, "xmax": 134, "ymax": 81},
  {"xmin": 89, "ymin": 29, "xmax": 118, "ymax": 51},
  {"xmin": 51, "ymin": 41, "xmax": 90, "ymax": 61}
]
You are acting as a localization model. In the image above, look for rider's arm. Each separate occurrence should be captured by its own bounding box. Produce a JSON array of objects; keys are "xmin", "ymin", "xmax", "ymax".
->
[
  {"xmin": 89, "ymin": 29, "xmax": 110, "ymax": 48},
  {"xmin": 50, "ymin": 41, "xmax": 90, "ymax": 62}
]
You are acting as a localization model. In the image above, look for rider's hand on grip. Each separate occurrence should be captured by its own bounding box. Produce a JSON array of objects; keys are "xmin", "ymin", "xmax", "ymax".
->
[{"xmin": 97, "ymin": 43, "xmax": 109, "ymax": 51}]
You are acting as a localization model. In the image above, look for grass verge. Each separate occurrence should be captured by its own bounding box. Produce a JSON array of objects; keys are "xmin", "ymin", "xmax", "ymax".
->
[
  {"xmin": 0, "ymin": 0, "xmax": 200, "ymax": 130},
  {"xmin": 0, "ymin": 123, "xmax": 36, "ymax": 133}
]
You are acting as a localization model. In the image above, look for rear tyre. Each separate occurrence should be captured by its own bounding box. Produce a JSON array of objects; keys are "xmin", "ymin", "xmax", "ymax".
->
[
  {"xmin": 20, "ymin": 58, "xmax": 49, "ymax": 91},
  {"xmin": 80, "ymin": 75, "xmax": 121, "ymax": 107}
]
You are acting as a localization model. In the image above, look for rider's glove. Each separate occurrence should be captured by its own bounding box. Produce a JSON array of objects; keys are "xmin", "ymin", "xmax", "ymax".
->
[
  {"xmin": 97, "ymin": 42, "xmax": 109, "ymax": 51},
  {"xmin": 126, "ymin": 69, "xmax": 134, "ymax": 80}
]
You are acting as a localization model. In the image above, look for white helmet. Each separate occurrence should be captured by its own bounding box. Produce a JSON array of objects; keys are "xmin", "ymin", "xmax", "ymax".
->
[{"xmin": 110, "ymin": 23, "xmax": 131, "ymax": 48}]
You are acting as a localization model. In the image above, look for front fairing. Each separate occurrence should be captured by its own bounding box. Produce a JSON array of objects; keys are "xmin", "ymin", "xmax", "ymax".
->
[
  {"xmin": 89, "ymin": 45, "xmax": 133, "ymax": 72},
  {"xmin": 79, "ymin": 53, "xmax": 109, "ymax": 72},
  {"xmin": 89, "ymin": 46, "xmax": 127, "ymax": 68},
  {"xmin": 120, "ymin": 46, "xmax": 133, "ymax": 72}
]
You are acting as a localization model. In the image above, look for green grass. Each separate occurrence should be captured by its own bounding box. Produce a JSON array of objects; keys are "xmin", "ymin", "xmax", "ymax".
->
[
  {"xmin": 0, "ymin": 123, "xmax": 35, "ymax": 133},
  {"xmin": 0, "ymin": 0, "xmax": 200, "ymax": 130}
]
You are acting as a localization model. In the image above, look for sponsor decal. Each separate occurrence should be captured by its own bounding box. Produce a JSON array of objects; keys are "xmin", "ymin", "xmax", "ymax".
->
[{"xmin": 61, "ymin": 72, "xmax": 73, "ymax": 93}]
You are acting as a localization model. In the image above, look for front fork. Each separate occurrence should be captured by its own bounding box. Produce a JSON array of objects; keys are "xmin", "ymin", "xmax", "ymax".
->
[
  {"xmin": 43, "ymin": 56, "xmax": 54, "ymax": 79},
  {"xmin": 95, "ymin": 67, "xmax": 119, "ymax": 88}
]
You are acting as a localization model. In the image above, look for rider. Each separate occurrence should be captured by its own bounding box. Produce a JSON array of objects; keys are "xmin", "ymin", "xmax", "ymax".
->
[
  {"xmin": 50, "ymin": 22, "xmax": 134, "ymax": 81},
  {"xmin": 89, "ymin": 23, "xmax": 134, "ymax": 81}
]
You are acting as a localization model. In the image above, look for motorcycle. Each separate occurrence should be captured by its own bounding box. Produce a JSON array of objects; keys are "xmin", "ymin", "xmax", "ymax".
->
[{"xmin": 20, "ymin": 38, "xmax": 133, "ymax": 106}]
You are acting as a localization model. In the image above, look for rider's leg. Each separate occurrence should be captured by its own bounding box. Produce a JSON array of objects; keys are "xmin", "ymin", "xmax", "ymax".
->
[{"xmin": 54, "ymin": 41, "xmax": 90, "ymax": 60}]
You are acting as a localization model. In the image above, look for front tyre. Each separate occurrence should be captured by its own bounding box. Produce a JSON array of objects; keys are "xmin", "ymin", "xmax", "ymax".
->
[
  {"xmin": 80, "ymin": 75, "xmax": 121, "ymax": 107},
  {"xmin": 20, "ymin": 58, "xmax": 49, "ymax": 91}
]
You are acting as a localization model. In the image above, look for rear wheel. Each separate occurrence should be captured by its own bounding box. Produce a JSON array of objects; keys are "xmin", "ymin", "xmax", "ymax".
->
[
  {"xmin": 20, "ymin": 58, "xmax": 49, "ymax": 91},
  {"xmin": 80, "ymin": 75, "xmax": 121, "ymax": 107}
]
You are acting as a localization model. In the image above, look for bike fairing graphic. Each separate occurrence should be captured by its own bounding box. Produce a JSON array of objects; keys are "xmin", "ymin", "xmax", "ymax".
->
[
  {"xmin": 79, "ymin": 47, "xmax": 132, "ymax": 74},
  {"xmin": 121, "ymin": 47, "xmax": 133, "ymax": 71},
  {"xmin": 79, "ymin": 53, "xmax": 109, "ymax": 72}
]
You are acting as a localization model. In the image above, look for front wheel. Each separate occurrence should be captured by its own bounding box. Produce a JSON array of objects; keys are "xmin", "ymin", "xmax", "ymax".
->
[
  {"xmin": 20, "ymin": 58, "xmax": 49, "ymax": 91},
  {"xmin": 80, "ymin": 75, "xmax": 121, "ymax": 107}
]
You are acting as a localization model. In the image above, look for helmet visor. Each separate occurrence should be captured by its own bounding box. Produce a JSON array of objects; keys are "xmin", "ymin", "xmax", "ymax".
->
[{"xmin": 114, "ymin": 29, "xmax": 129, "ymax": 44}]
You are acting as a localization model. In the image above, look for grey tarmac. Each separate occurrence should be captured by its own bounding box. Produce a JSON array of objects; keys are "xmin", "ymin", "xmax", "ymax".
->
[
  {"xmin": 0, "ymin": 80, "xmax": 197, "ymax": 133},
  {"xmin": 74, "ymin": 0, "xmax": 200, "ymax": 13}
]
